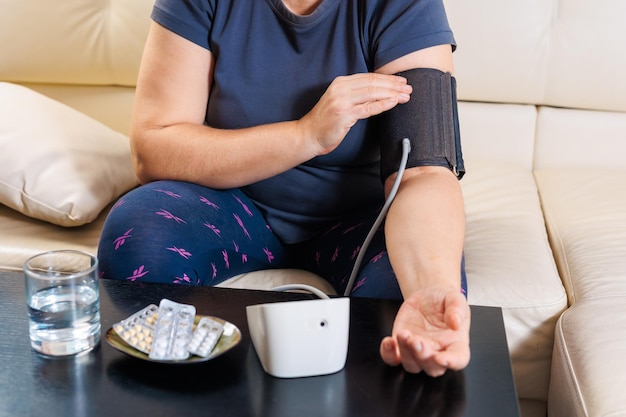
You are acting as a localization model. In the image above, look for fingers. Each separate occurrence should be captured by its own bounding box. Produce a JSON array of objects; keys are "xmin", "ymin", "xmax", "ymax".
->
[
  {"xmin": 303, "ymin": 72, "xmax": 411, "ymax": 153},
  {"xmin": 341, "ymin": 72, "xmax": 409, "ymax": 94},
  {"xmin": 349, "ymin": 73, "xmax": 412, "ymax": 99},
  {"xmin": 434, "ymin": 341, "xmax": 471, "ymax": 371},
  {"xmin": 394, "ymin": 331, "xmax": 449, "ymax": 377},
  {"xmin": 395, "ymin": 331, "xmax": 423, "ymax": 374},
  {"xmin": 379, "ymin": 336, "xmax": 402, "ymax": 366},
  {"xmin": 381, "ymin": 327, "xmax": 470, "ymax": 377},
  {"xmin": 348, "ymin": 74, "xmax": 412, "ymax": 117},
  {"xmin": 380, "ymin": 334, "xmax": 450, "ymax": 376},
  {"xmin": 378, "ymin": 290, "xmax": 471, "ymax": 378},
  {"xmin": 358, "ymin": 97, "xmax": 403, "ymax": 120},
  {"xmin": 331, "ymin": 73, "xmax": 411, "ymax": 118},
  {"xmin": 444, "ymin": 292, "xmax": 471, "ymax": 331},
  {"xmin": 437, "ymin": 296, "xmax": 471, "ymax": 371}
]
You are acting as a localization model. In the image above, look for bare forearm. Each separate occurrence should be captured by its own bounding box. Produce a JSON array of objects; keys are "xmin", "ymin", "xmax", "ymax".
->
[
  {"xmin": 384, "ymin": 167, "xmax": 465, "ymax": 297},
  {"xmin": 131, "ymin": 120, "xmax": 319, "ymax": 189}
]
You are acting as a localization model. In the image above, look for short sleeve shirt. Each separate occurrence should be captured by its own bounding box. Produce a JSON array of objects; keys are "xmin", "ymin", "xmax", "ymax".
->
[{"xmin": 151, "ymin": 0, "xmax": 456, "ymax": 243}]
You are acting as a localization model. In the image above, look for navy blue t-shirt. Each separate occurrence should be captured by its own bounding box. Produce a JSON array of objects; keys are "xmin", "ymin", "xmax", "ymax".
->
[{"xmin": 151, "ymin": 0, "xmax": 456, "ymax": 243}]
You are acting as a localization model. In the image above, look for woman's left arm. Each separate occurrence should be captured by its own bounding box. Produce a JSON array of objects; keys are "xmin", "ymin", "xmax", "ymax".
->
[{"xmin": 375, "ymin": 45, "xmax": 471, "ymax": 377}]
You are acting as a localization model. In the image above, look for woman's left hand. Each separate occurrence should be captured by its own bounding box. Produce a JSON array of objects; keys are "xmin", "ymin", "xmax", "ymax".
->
[{"xmin": 379, "ymin": 287, "xmax": 471, "ymax": 377}]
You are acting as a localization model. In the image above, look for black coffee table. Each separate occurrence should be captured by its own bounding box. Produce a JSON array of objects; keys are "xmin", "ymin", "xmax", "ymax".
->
[{"xmin": 0, "ymin": 270, "xmax": 520, "ymax": 417}]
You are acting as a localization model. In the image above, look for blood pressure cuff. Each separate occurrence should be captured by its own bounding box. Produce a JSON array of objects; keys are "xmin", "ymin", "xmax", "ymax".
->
[{"xmin": 376, "ymin": 68, "xmax": 465, "ymax": 182}]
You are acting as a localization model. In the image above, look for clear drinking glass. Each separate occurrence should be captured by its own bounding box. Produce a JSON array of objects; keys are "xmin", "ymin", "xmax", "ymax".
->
[{"xmin": 23, "ymin": 250, "xmax": 101, "ymax": 356}]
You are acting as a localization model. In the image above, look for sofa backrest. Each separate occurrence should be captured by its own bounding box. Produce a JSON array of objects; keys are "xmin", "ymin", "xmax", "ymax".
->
[
  {"xmin": 0, "ymin": 0, "xmax": 153, "ymax": 87},
  {"xmin": 6, "ymin": 0, "xmax": 624, "ymax": 114},
  {"xmin": 1, "ymin": 0, "xmax": 624, "ymax": 168},
  {"xmin": 445, "ymin": 0, "xmax": 626, "ymax": 114},
  {"xmin": 445, "ymin": 0, "xmax": 626, "ymax": 172}
]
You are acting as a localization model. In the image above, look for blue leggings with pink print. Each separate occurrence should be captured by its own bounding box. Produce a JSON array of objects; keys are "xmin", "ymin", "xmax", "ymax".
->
[{"xmin": 97, "ymin": 181, "xmax": 467, "ymax": 299}]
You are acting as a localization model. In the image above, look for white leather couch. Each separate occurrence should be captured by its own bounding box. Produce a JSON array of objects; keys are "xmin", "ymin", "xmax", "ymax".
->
[{"xmin": 1, "ymin": 1, "xmax": 625, "ymax": 416}]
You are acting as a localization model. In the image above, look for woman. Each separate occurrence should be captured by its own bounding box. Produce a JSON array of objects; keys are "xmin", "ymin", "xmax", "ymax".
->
[{"xmin": 99, "ymin": 0, "xmax": 471, "ymax": 377}]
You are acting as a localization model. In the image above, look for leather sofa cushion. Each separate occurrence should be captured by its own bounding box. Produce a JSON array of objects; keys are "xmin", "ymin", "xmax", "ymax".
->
[
  {"xmin": 535, "ymin": 169, "xmax": 626, "ymax": 304},
  {"xmin": 457, "ymin": 97, "xmax": 567, "ymax": 404},
  {"xmin": 550, "ymin": 298, "xmax": 626, "ymax": 417},
  {"xmin": 462, "ymin": 161, "xmax": 567, "ymax": 401},
  {"xmin": 0, "ymin": 203, "xmax": 106, "ymax": 272}
]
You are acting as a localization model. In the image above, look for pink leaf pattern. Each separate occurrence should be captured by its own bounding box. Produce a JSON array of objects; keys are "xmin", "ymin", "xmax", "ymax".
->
[
  {"xmin": 343, "ymin": 222, "xmax": 364, "ymax": 234},
  {"xmin": 174, "ymin": 273, "xmax": 193, "ymax": 284},
  {"xmin": 199, "ymin": 195, "xmax": 220, "ymax": 210},
  {"xmin": 233, "ymin": 240, "xmax": 239, "ymax": 252},
  {"xmin": 204, "ymin": 222, "xmax": 221, "ymax": 237},
  {"xmin": 242, "ymin": 254, "xmax": 248, "ymax": 263},
  {"xmin": 331, "ymin": 246, "xmax": 341, "ymax": 263},
  {"xmin": 340, "ymin": 274, "xmax": 348, "ymax": 286},
  {"xmin": 211, "ymin": 263, "xmax": 217, "ymax": 280},
  {"xmin": 233, "ymin": 194, "xmax": 253, "ymax": 216},
  {"xmin": 166, "ymin": 246, "xmax": 192, "ymax": 259},
  {"xmin": 156, "ymin": 209, "xmax": 186, "ymax": 224},
  {"xmin": 155, "ymin": 189, "xmax": 181, "ymax": 198},
  {"xmin": 371, "ymin": 250, "xmax": 385, "ymax": 263},
  {"xmin": 351, "ymin": 245, "xmax": 361, "ymax": 260},
  {"xmin": 263, "ymin": 247, "xmax": 274, "ymax": 263},
  {"xmin": 113, "ymin": 228, "xmax": 133, "ymax": 250},
  {"xmin": 222, "ymin": 250, "xmax": 230, "ymax": 269},
  {"xmin": 321, "ymin": 222, "xmax": 342, "ymax": 237},
  {"xmin": 233, "ymin": 213, "xmax": 251, "ymax": 240},
  {"xmin": 112, "ymin": 198, "xmax": 126, "ymax": 210},
  {"xmin": 127, "ymin": 265, "xmax": 149, "ymax": 282},
  {"xmin": 353, "ymin": 277, "xmax": 366, "ymax": 293}
]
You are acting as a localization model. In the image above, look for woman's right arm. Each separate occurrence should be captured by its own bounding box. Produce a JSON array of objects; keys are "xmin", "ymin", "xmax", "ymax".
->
[
  {"xmin": 130, "ymin": 22, "xmax": 323, "ymax": 188},
  {"xmin": 130, "ymin": 22, "xmax": 413, "ymax": 189}
]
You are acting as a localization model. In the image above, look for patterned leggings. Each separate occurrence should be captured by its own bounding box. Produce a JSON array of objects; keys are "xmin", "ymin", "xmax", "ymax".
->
[{"xmin": 98, "ymin": 181, "xmax": 467, "ymax": 299}]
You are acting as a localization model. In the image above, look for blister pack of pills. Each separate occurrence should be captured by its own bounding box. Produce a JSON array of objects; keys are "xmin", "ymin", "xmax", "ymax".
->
[
  {"xmin": 188, "ymin": 317, "xmax": 224, "ymax": 357},
  {"xmin": 112, "ymin": 304, "xmax": 159, "ymax": 354},
  {"xmin": 113, "ymin": 299, "xmax": 227, "ymax": 361},
  {"xmin": 149, "ymin": 299, "xmax": 196, "ymax": 361}
]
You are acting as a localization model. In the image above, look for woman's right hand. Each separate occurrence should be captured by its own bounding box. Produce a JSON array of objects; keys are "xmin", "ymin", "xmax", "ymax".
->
[{"xmin": 298, "ymin": 73, "xmax": 413, "ymax": 156}]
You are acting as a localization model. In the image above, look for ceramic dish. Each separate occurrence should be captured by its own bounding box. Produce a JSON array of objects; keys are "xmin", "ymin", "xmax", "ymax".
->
[{"xmin": 105, "ymin": 315, "xmax": 241, "ymax": 364}]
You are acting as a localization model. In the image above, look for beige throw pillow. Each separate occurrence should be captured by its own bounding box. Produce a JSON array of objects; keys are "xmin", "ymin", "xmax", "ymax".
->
[{"xmin": 0, "ymin": 82, "xmax": 138, "ymax": 226}]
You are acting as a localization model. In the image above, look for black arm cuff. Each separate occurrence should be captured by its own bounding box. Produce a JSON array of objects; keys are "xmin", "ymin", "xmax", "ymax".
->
[{"xmin": 375, "ymin": 68, "xmax": 465, "ymax": 182}]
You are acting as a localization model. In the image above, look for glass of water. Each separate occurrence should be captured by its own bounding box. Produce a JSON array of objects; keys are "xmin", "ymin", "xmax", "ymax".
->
[{"xmin": 23, "ymin": 250, "xmax": 101, "ymax": 356}]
